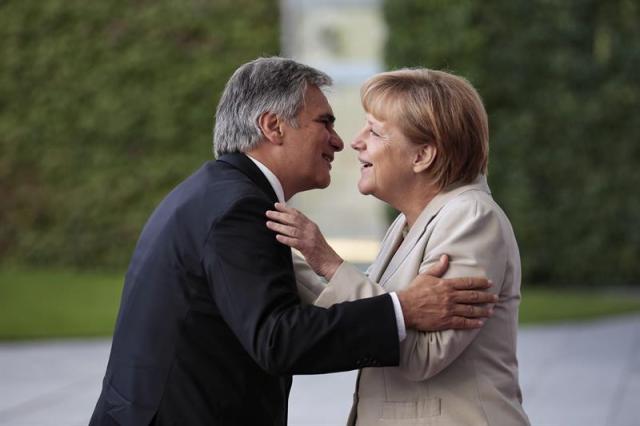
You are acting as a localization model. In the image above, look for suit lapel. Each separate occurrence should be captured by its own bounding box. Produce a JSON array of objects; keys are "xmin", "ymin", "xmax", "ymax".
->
[
  {"xmin": 378, "ymin": 175, "xmax": 490, "ymax": 287},
  {"xmin": 367, "ymin": 215, "xmax": 406, "ymax": 283},
  {"xmin": 217, "ymin": 152, "xmax": 279, "ymax": 202}
]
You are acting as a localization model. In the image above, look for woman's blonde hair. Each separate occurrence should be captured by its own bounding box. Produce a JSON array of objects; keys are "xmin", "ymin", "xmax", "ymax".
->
[{"xmin": 361, "ymin": 68, "xmax": 489, "ymax": 189}]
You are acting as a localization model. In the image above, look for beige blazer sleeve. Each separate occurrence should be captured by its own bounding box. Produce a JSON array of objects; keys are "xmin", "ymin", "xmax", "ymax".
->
[
  {"xmin": 292, "ymin": 252, "xmax": 327, "ymax": 304},
  {"xmin": 397, "ymin": 198, "xmax": 507, "ymax": 380},
  {"xmin": 314, "ymin": 196, "xmax": 507, "ymax": 381}
]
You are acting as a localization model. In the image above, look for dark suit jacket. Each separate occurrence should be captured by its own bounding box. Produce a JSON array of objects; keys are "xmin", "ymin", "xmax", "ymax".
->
[{"xmin": 90, "ymin": 153, "xmax": 400, "ymax": 426}]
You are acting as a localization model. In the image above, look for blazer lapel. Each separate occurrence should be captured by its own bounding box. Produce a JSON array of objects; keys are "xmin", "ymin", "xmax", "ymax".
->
[
  {"xmin": 367, "ymin": 215, "xmax": 406, "ymax": 283},
  {"xmin": 217, "ymin": 152, "xmax": 279, "ymax": 203},
  {"xmin": 379, "ymin": 175, "xmax": 490, "ymax": 287}
]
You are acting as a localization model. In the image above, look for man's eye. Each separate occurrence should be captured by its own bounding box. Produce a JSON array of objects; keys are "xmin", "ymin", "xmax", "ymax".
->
[{"xmin": 369, "ymin": 129, "xmax": 380, "ymax": 137}]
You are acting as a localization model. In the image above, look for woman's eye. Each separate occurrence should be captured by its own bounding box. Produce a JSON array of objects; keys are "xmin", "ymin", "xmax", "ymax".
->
[{"xmin": 369, "ymin": 129, "xmax": 380, "ymax": 137}]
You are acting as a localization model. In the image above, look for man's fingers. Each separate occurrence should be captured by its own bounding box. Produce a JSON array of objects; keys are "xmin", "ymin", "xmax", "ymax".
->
[
  {"xmin": 451, "ymin": 304, "xmax": 493, "ymax": 318},
  {"xmin": 448, "ymin": 317, "xmax": 485, "ymax": 329},
  {"xmin": 424, "ymin": 254, "xmax": 449, "ymax": 278},
  {"xmin": 450, "ymin": 276, "xmax": 492, "ymax": 290},
  {"xmin": 452, "ymin": 290, "xmax": 498, "ymax": 304}
]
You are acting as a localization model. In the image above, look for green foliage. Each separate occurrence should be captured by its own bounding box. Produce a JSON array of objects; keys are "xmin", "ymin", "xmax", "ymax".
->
[
  {"xmin": 519, "ymin": 287, "xmax": 640, "ymax": 324},
  {"xmin": 0, "ymin": 267, "xmax": 123, "ymax": 339},
  {"xmin": 2, "ymin": 267, "xmax": 638, "ymax": 339},
  {"xmin": 0, "ymin": 0, "xmax": 279, "ymax": 269},
  {"xmin": 384, "ymin": 0, "xmax": 640, "ymax": 285}
]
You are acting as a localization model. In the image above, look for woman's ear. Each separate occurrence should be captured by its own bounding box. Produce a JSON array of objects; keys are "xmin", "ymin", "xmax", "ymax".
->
[
  {"xmin": 258, "ymin": 112, "xmax": 284, "ymax": 145},
  {"xmin": 413, "ymin": 144, "xmax": 437, "ymax": 173}
]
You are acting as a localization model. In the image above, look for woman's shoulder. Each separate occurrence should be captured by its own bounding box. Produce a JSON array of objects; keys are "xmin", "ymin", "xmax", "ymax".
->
[
  {"xmin": 433, "ymin": 187, "xmax": 514, "ymax": 237},
  {"xmin": 440, "ymin": 187, "xmax": 495, "ymax": 214}
]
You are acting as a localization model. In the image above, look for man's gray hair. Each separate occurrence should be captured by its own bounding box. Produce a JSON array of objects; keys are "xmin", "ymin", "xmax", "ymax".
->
[{"xmin": 213, "ymin": 57, "xmax": 332, "ymax": 157}]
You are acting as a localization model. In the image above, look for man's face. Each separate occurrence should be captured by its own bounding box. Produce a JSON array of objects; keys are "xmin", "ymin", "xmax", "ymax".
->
[{"xmin": 281, "ymin": 85, "xmax": 344, "ymax": 194}]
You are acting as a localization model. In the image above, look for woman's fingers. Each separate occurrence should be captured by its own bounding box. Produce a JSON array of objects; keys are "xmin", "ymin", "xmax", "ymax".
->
[
  {"xmin": 267, "ymin": 203, "xmax": 343, "ymax": 280},
  {"xmin": 266, "ymin": 219, "xmax": 303, "ymax": 249},
  {"xmin": 274, "ymin": 202, "xmax": 294, "ymax": 213},
  {"xmin": 273, "ymin": 202, "xmax": 302, "ymax": 220},
  {"xmin": 266, "ymin": 203, "xmax": 310, "ymax": 227},
  {"xmin": 275, "ymin": 234, "xmax": 299, "ymax": 249},
  {"xmin": 266, "ymin": 220, "xmax": 299, "ymax": 238},
  {"xmin": 265, "ymin": 209, "xmax": 296, "ymax": 225}
]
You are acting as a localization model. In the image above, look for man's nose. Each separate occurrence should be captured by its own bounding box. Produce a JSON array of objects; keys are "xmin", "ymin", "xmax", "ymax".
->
[{"xmin": 330, "ymin": 130, "xmax": 344, "ymax": 152}]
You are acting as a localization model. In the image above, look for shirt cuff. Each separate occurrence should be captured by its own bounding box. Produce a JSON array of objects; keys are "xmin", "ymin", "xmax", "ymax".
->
[{"xmin": 389, "ymin": 292, "xmax": 407, "ymax": 342}]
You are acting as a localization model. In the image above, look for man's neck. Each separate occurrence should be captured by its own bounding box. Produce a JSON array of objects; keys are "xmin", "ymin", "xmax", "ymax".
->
[{"xmin": 244, "ymin": 152, "xmax": 287, "ymax": 202}]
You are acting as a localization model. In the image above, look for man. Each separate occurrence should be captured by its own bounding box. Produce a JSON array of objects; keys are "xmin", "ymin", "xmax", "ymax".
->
[{"xmin": 90, "ymin": 57, "xmax": 496, "ymax": 426}]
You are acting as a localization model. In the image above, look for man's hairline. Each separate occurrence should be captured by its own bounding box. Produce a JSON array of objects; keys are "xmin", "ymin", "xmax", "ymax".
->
[{"xmin": 286, "ymin": 80, "xmax": 333, "ymax": 127}]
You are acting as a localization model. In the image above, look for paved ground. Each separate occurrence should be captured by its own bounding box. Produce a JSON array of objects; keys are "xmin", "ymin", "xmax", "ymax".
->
[{"xmin": 1, "ymin": 313, "xmax": 639, "ymax": 426}]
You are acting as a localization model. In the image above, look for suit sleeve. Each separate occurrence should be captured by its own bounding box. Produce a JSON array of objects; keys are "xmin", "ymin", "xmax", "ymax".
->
[
  {"xmin": 201, "ymin": 195, "xmax": 399, "ymax": 375},
  {"xmin": 314, "ymin": 198, "xmax": 507, "ymax": 381}
]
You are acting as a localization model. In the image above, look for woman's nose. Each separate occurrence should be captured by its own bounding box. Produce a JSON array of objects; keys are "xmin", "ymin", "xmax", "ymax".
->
[{"xmin": 351, "ymin": 131, "xmax": 365, "ymax": 151}]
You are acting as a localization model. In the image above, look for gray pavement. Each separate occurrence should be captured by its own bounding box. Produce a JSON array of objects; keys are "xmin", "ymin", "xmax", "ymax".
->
[{"xmin": 1, "ymin": 313, "xmax": 639, "ymax": 426}]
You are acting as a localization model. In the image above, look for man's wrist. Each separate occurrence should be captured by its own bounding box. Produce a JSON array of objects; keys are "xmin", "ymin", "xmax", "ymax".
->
[{"xmin": 396, "ymin": 290, "xmax": 413, "ymax": 329}]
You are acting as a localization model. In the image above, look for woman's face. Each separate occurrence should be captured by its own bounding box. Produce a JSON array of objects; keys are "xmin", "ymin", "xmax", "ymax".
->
[{"xmin": 352, "ymin": 113, "xmax": 419, "ymax": 204}]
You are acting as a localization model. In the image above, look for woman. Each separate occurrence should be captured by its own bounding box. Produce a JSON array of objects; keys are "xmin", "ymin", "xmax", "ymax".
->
[{"xmin": 266, "ymin": 69, "xmax": 529, "ymax": 425}]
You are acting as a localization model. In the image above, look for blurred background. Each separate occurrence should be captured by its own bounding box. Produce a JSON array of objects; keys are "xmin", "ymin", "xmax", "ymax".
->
[
  {"xmin": 0, "ymin": 0, "xmax": 639, "ymax": 424},
  {"xmin": 1, "ymin": 0, "xmax": 638, "ymax": 338}
]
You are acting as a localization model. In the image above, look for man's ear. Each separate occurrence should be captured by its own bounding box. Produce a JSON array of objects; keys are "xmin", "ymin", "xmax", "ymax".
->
[
  {"xmin": 413, "ymin": 144, "xmax": 437, "ymax": 173},
  {"xmin": 258, "ymin": 111, "xmax": 284, "ymax": 145}
]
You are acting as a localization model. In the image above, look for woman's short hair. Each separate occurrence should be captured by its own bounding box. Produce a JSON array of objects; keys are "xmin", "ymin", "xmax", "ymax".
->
[{"xmin": 361, "ymin": 68, "xmax": 489, "ymax": 189}]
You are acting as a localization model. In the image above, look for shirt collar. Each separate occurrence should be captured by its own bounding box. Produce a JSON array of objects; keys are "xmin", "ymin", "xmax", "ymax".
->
[{"xmin": 245, "ymin": 154, "xmax": 285, "ymax": 203}]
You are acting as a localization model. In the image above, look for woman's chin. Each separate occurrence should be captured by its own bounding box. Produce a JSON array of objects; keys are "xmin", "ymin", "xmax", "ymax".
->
[{"xmin": 357, "ymin": 182, "xmax": 372, "ymax": 195}]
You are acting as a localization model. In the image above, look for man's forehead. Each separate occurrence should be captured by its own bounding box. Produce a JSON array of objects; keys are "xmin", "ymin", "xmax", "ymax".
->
[{"xmin": 302, "ymin": 85, "xmax": 334, "ymax": 114}]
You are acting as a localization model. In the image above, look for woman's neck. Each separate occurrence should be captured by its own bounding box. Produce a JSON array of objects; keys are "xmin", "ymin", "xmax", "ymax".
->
[{"xmin": 393, "ymin": 182, "xmax": 440, "ymax": 229}]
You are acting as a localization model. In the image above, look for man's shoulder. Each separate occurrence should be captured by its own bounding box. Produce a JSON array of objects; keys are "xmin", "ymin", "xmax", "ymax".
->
[
  {"xmin": 153, "ymin": 160, "xmax": 272, "ymax": 236},
  {"xmin": 176, "ymin": 159, "xmax": 268, "ymax": 204},
  {"xmin": 141, "ymin": 160, "xmax": 264, "ymax": 225},
  {"xmin": 134, "ymin": 160, "xmax": 271, "ymax": 256}
]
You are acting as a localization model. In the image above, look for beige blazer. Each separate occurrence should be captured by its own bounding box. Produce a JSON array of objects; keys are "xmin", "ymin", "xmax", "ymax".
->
[{"xmin": 295, "ymin": 176, "xmax": 529, "ymax": 426}]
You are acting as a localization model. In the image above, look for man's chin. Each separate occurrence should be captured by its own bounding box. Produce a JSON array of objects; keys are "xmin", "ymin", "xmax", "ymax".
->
[
  {"xmin": 301, "ymin": 177, "xmax": 331, "ymax": 192},
  {"xmin": 316, "ymin": 174, "xmax": 331, "ymax": 189},
  {"xmin": 317, "ymin": 179, "xmax": 331, "ymax": 189}
]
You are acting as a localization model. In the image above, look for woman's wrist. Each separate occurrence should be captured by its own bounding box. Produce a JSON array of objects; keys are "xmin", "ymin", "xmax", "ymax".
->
[{"xmin": 320, "ymin": 255, "xmax": 343, "ymax": 281}]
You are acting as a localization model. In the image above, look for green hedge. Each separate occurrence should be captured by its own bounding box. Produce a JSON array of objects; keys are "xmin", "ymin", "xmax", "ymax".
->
[
  {"xmin": 384, "ymin": 0, "xmax": 640, "ymax": 286},
  {"xmin": 0, "ymin": 0, "xmax": 278, "ymax": 268}
]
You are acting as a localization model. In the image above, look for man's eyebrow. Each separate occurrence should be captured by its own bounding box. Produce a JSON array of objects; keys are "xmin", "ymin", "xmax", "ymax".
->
[{"xmin": 317, "ymin": 113, "xmax": 336, "ymax": 123}]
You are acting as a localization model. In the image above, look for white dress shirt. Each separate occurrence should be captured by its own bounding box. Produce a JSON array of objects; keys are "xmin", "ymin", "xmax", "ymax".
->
[{"xmin": 245, "ymin": 154, "xmax": 406, "ymax": 341}]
